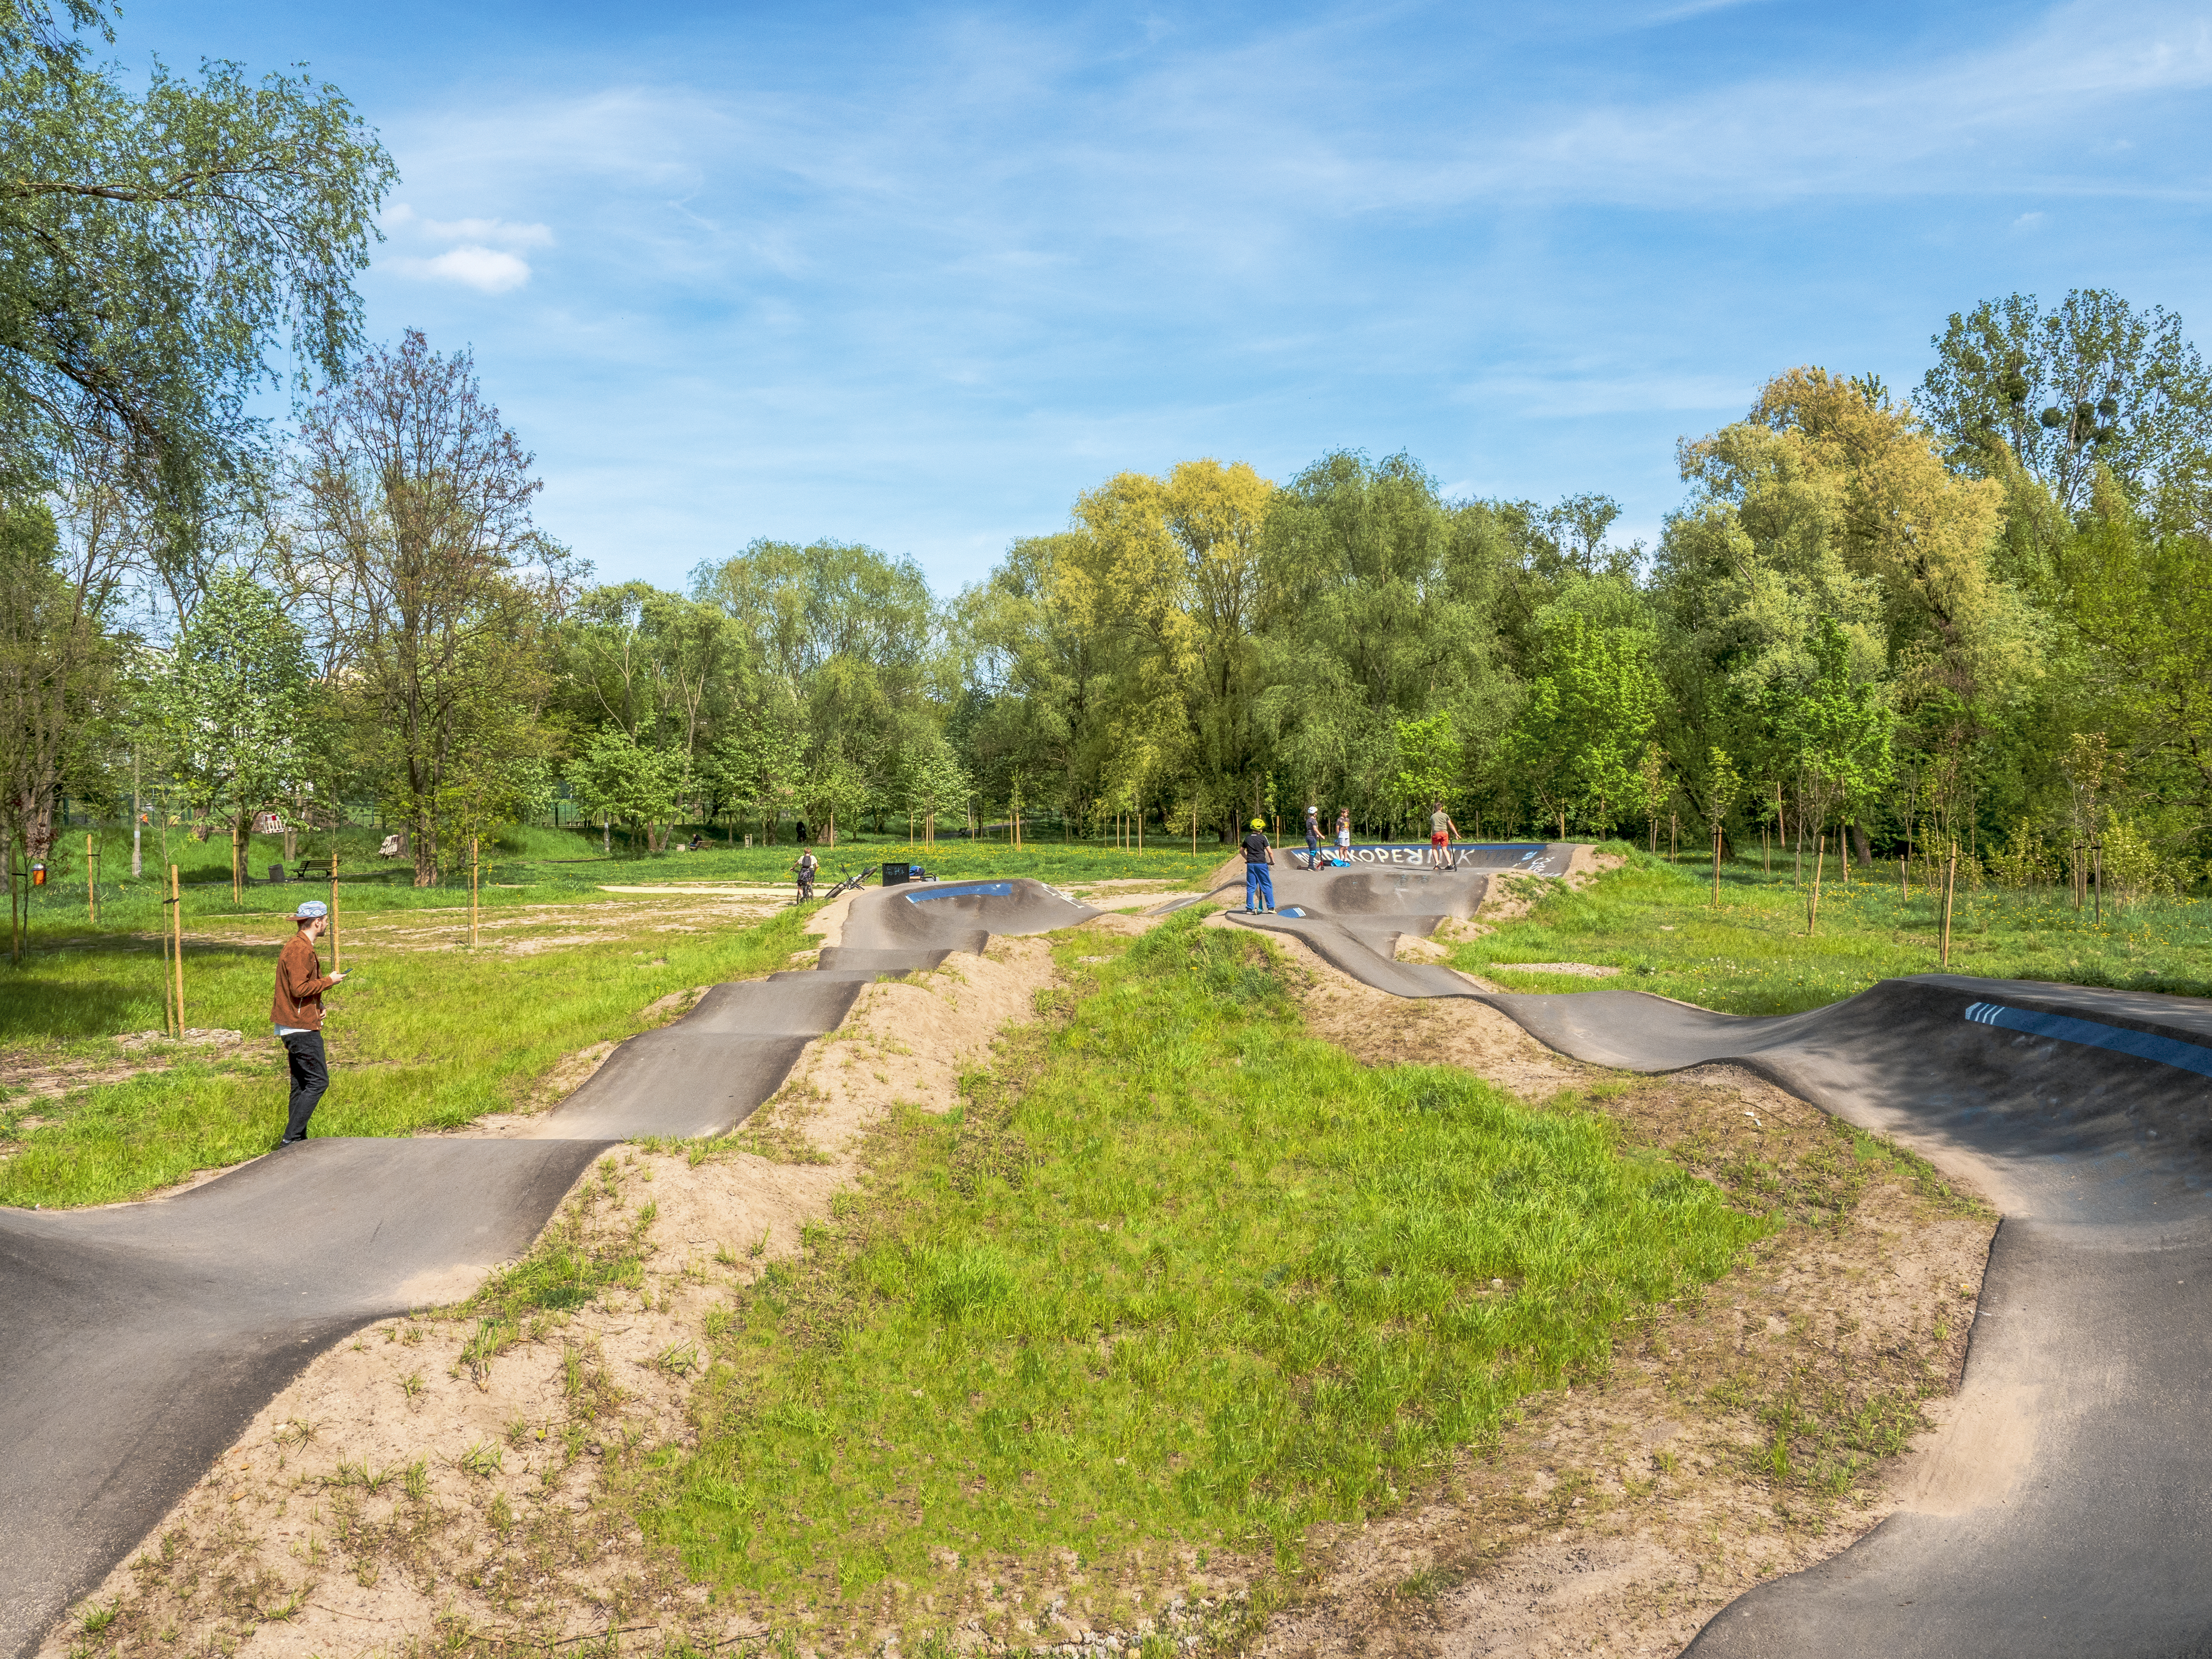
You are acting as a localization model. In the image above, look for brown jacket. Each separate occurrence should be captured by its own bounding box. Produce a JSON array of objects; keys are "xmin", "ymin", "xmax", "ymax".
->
[{"xmin": 272, "ymin": 931, "xmax": 337, "ymax": 1030}]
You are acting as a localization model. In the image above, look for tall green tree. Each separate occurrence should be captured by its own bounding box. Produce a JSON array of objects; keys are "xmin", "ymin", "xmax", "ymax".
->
[
  {"xmin": 0, "ymin": 0, "xmax": 393, "ymax": 562},
  {"xmin": 2057, "ymin": 476, "xmax": 2212, "ymax": 852},
  {"xmin": 0, "ymin": 492, "xmax": 119, "ymax": 952},
  {"xmin": 1508, "ymin": 609, "xmax": 1662, "ymax": 837},
  {"xmin": 1920, "ymin": 289, "xmax": 2212, "ymax": 518},
  {"xmin": 288, "ymin": 331, "xmax": 570, "ymax": 886},
  {"xmin": 568, "ymin": 728, "xmax": 682, "ymax": 856},
  {"xmin": 1257, "ymin": 452, "xmax": 1516, "ymax": 828},
  {"xmin": 692, "ymin": 538, "xmax": 940, "ymax": 821},
  {"xmin": 160, "ymin": 568, "xmax": 308, "ymax": 896}
]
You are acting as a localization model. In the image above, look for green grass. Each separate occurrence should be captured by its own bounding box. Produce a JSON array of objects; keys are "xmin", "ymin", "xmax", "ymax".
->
[
  {"xmin": 0, "ymin": 828, "xmax": 1229, "ymax": 1207},
  {"xmin": 1463, "ymin": 845, "xmax": 2212, "ymax": 1013},
  {"xmin": 6, "ymin": 821, "xmax": 1226, "ymax": 937},
  {"xmin": 0, "ymin": 905, "xmax": 813, "ymax": 1208},
  {"xmin": 650, "ymin": 912, "xmax": 1769, "ymax": 1641}
]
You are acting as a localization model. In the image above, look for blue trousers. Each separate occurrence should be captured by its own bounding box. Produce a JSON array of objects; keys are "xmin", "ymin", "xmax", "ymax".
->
[{"xmin": 1245, "ymin": 862, "xmax": 1274, "ymax": 911}]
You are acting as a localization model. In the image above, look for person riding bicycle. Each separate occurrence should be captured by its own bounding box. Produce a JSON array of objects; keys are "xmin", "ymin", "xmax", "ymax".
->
[{"xmin": 795, "ymin": 848, "xmax": 818, "ymax": 900}]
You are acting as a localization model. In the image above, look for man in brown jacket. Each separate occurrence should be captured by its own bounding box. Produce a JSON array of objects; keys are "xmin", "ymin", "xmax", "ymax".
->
[{"xmin": 272, "ymin": 899, "xmax": 347, "ymax": 1145}]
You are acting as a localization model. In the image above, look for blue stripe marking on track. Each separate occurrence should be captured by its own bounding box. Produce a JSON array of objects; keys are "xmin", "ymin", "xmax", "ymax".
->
[
  {"xmin": 906, "ymin": 881, "xmax": 1014, "ymax": 903},
  {"xmin": 1964, "ymin": 1001, "xmax": 2212, "ymax": 1079}
]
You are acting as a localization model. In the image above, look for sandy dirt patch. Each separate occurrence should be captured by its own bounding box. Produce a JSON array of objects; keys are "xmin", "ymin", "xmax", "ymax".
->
[
  {"xmin": 0, "ymin": 1028, "xmax": 256, "ymax": 1106},
  {"xmin": 1492, "ymin": 962, "xmax": 1624, "ymax": 979},
  {"xmin": 179, "ymin": 895, "xmax": 791, "ymax": 962},
  {"xmin": 40, "ymin": 919, "xmax": 1066, "ymax": 1659}
]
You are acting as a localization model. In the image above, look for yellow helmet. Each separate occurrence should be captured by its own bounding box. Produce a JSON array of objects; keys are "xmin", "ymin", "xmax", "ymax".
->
[{"xmin": 1250, "ymin": 817, "xmax": 1265, "ymax": 830}]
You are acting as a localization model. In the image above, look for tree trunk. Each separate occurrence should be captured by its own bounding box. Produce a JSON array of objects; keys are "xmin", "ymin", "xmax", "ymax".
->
[
  {"xmin": 1851, "ymin": 822, "xmax": 1872, "ymax": 867},
  {"xmin": 412, "ymin": 809, "xmax": 437, "ymax": 887}
]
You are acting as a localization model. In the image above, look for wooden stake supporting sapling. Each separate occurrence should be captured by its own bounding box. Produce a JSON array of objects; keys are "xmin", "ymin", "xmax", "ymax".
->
[
  {"xmin": 1941, "ymin": 847, "xmax": 1958, "ymax": 968},
  {"xmin": 160, "ymin": 879, "xmax": 175, "ymax": 1036},
  {"xmin": 170, "ymin": 864, "xmax": 185, "ymax": 1033},
  {"xmin": 329, "ymin": 850, "xmax": 341, "ymax": 972},
  {"xmin": 470, "ymin": 836, "xmax": 481, "ymax": 946},
  {"xmin": 1807, "ymin": 835, "xmax": 1825, "ymax": 936}
]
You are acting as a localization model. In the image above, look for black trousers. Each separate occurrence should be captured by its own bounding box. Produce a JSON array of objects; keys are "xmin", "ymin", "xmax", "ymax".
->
[{"xmin": 280, "ymin": 1030, "xmax": 329, "ymax": 1144}]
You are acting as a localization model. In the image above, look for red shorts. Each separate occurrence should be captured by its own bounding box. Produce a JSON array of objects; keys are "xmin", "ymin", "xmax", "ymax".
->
[{"xmin": 1431, "ymin": 833, "xmax": 1448, "ymax": 847}]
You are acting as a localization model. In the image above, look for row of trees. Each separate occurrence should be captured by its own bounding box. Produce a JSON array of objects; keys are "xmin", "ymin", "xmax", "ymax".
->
[
  {"xmin": 941, "ymin": 294, "xmax": 2212, "ymax": 892},
  {"xmin": 0, "ymin": 0, "xmax": 2205, "ymax": 894},
  {"xmin": 14, "ymin": 288, "xmax": 2212, "ymax": 896}
]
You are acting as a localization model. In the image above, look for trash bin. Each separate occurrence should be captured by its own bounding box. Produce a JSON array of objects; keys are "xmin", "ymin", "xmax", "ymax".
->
[
  {"xmin": 882, "ymin": 862, "xmax": 913, "ymax": 886},
  {"xmin": 30, "ymin": 862, "xmax": 44, "ymax": 886},
  {"xmin": 269, "ymin": 863, "xmax": 286, "ymax": 884}
]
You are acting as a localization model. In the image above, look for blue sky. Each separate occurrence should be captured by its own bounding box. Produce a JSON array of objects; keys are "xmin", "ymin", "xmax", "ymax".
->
[{"xmin": 133, "ymin": 0, "xmax": 2212, "ymax": 593}]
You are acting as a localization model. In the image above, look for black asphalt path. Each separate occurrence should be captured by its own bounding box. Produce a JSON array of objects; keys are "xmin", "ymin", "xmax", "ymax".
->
[
  {"xmin": 1225, "ymin": 855, "xmax": 2212, "ymax": 1656},
  {"xmin": 0, "ymin": 877, "xmax": 1093, "ymax": 1659}
]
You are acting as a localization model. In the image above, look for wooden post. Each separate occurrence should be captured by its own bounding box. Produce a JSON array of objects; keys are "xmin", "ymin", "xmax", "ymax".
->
[
  {"xmin": 1669, "ymin": 812, "xmax": 1677, "ymax": 859},
  {"xmin": 160, "ymin": 880, "xmax": 176, "ymax": 1035},
  {"xmin": 470, "ymin": 836, "xmax": 481, "ymax": 946},
  {"xmin": 329, "ymin": 851, "xmax": 341, "ymax": 972},
  {"xmin": 87, "ymin": 832, "xmax": 97, "ymax": 923},
  {"xmin": 170, "ymin": 864, "xmax": 185, "ymax": 1033},
  {"xmin": 1807, "ymin": 835, "xmax": 1825, "ymax": 936},
  {"xmin": 1711, "ymin": 820, "xmax": 1721, "ymax": 905},
  {"xmin": 1900, "ymin": 856, "xmax": 1908, "ymax": 900},
  {"xmin": 1941, "ymin": 847, "xmax": 1957, "ymax": 968}
]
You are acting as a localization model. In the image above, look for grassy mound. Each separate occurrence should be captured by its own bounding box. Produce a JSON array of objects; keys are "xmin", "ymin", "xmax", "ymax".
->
[{"xmin": 652, "ymin": 913, "xmax": 1767, "ymax": 1640}]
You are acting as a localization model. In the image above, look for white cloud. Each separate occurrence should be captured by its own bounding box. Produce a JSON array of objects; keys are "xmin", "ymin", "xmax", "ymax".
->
[
  {"xmin": 2013, "ymin": 210, "xmax": 2049, "ymax": 230},
  {"xmin": 380, "ymin": 203, "xmax": 554, "ymax": 293},
  {"xmin": 386, "ymin": 202, "xmax": 556, "ymax": 249},
  {"xmin": 389, "ymin": 246, "xmax": 535, "ymax": 293},
  {"xmin": 1645, "ymin": 0, "xmax": 1774, "ymax": 23}
]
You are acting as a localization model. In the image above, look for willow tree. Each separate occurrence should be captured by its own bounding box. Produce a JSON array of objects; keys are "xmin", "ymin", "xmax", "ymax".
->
[
  {"xmin": 0, "ymin": 0, "xmax": 392, "ymax": 590},
  {"xmin": 1073, "ymin": 459, "xmax": 1272, "ymax": 836}
]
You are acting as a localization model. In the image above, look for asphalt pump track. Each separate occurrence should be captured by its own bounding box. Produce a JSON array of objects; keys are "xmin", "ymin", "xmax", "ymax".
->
[
  {"xmin": 0, "ymin": 878, "xmax": 1095, "ymax": 1659},
  {"xmin": 1225, "ymin": 850, "xmax": 2212, "ymax": 1656}
]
